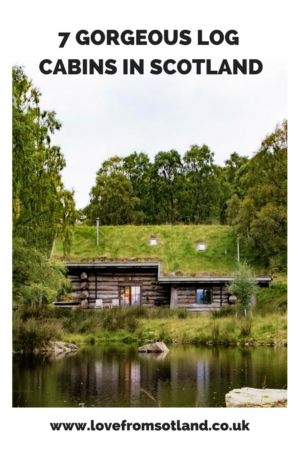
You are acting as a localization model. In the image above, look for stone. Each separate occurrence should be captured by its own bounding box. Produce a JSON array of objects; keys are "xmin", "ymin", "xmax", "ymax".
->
[
  {"xmin": 225, "ymin": 387, "xmax": 287, "ymax": 407},
  {"xmin": 65, "ymin": 343, "xmax": 77, "ymax": 351},
  {"xmin": 53, "ymin": 341, "xmax": 66, "ymax": 351},
  {"xmin": 33, "ymin": 341, "xmax": 77, "ymax": 354},
  {"xmin": 138, "ymin": 342, "xmax": 169, "ymax": 353}
]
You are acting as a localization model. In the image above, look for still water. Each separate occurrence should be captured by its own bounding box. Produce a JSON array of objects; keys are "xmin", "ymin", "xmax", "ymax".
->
[{"xmin": 13, "ymin": 343, "xmax": 287, "ymax": 407}]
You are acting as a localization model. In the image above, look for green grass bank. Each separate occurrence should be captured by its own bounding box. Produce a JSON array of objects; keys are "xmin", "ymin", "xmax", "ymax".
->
[
  {"xmin": 13, "ymin": 282, "xmax": 287, "ymax": 351},
  {"xmin": 54, "ymin": 224, "xmax": 266, "ymax": 276}
]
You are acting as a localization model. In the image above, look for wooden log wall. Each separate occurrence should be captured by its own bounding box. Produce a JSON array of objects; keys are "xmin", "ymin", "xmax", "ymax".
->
[
  {"xmin": 177, "ymin": 285, "xmax": 231, "ymax": 307},
  {"xmin": 67, "ymin": 268, "xmax": 171, "ymax": 308}
]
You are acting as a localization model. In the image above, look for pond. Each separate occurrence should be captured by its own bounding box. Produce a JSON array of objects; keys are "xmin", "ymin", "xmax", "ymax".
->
[{"xmin": 13, "ymin": 343, "xmax": 287, "ymax": 407}]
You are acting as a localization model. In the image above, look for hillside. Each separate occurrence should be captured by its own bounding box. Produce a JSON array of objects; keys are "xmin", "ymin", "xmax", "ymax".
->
[{"xmin": 54, "ymin": 224, "xmax": 267, "ymax": 277}]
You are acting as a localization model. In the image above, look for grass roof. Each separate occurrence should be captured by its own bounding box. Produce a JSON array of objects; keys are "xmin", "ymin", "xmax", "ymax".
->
[{"xmin": 54, "ymin": 224, "xmax": 250, "ymax": 276}]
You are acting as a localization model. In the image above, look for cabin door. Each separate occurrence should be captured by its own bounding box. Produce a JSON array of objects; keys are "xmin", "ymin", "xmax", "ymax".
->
[{"xmin": 120, "ymin": 286, "xmax": 141, "ymax": 306}]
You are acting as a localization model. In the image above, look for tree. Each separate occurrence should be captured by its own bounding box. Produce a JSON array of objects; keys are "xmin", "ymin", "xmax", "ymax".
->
[
  {"xmin": 227, "ymin": 263, "xmax": 258, "ymax": 316},
  {"xmin": 183, "ymin": 145, "xmax": 221, "ymax": 223},
  {"xmin": 13, "ymin": 238, "xmax": 69, "ymax": 305},
  {"xmin": 88, "ymin": 157, "xmax": 144, "ymax": 225},
  {"xmin": 153, "ymin": 150, "xmax": 183, "ymax": 223},
  {"xmin": 123, "ymin": 152, "xmax": 158, "ymax": 222},
  {"xmin": 12, "ymin": 66, "xmax": 75, "ymax": 303},
  {"xmin": 227, "ymin": 120, "xmax": 287, "ymax": 270}
]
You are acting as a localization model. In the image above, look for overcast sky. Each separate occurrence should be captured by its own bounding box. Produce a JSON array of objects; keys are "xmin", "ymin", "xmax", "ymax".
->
[{"xmin": 18, "ymin": 60, "xmax": 287, "ymax": 209}]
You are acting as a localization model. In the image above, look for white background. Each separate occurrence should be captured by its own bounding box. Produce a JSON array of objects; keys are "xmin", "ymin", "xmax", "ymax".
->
[{"xmin": 2, "ymin": 0, "xmax": 299, "ymax": 448}]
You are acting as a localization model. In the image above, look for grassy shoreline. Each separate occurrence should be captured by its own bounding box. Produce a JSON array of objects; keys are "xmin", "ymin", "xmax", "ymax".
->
[
  {"xmin": 62, "ymin": 313, "xmax": 287, "ymax": 347},
  {"xmin": 13, "ymin": 282, "xmax": 287, "ymax": 351}
]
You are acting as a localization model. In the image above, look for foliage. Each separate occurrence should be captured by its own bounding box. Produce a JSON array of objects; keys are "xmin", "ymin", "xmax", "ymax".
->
[
  {"xmin": 13, "ymin": 238, "xmax": 70, "ymax": 304},
  {"xmin": 227, "ymin": 263, "xmax": 258, "ymax": 315},
  {"xmin": 183, "ymin": 145, "xmax": 221, "ymax": 223},
  {"xmin": 240, "ymin": 319, "xmax": 252, "ymax": 337},
  {"xmin": 79, "ymin": 120, "xmax": 287, "ymax": 271},
  {"xmin": 88, "ymin": 157, "xmax": 144, "ymax": 225},
  {"xmin": 210, "ymin": 307, "xmax": 235, "ymax": 319},
  {"xmin": 256, "ymin": 281, "xmax": 287, "ymax": 316},
  {"xmin": 13, "ymin": 66, "xmax": 75, "ymax": 255},
  {"xmin": 177, "ymin": 309, "xmax": 191, "ymax": 319},
  {"xmin": 84, "ymin": 146, "xmax": 242, "ymax": 226},
  {"xmin": 13, "ymin": 317, "xmax": 63, "ymax": 352},
  {"xmin": 12, "ymin": 66, "xmax": 75, "ymax": 304},
  {"xmin": 227, "ymin": 120, "xmax": 287, "ymax": 269},
  {"xmin": 13, "ymin": 293, "xmax": 287, "ymax": 350}
]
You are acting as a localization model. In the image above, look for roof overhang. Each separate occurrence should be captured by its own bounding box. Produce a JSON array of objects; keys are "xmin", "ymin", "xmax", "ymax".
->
[
  {"xmin": 65, "ymin": 262, "xmax": 160, "ymax": 270},
  {"xmin": 158, "ymin": 276, "xmax": 272, "ymax": 284},
  {"xmin": 65, "ymin": 263, "xmax": 272, "ymax": 285}
]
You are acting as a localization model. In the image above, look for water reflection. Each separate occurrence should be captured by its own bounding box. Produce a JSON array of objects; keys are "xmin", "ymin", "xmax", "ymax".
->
[{"xmin": 13, "ymin": 343, "xmax": 287, "ymax": 408}]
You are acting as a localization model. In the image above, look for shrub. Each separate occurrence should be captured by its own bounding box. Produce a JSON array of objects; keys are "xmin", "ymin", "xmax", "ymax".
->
[
  {"xmin": 128, "ymin": 306, "xmax": 149, "ymax": 319},
  {"xmin": 259, "ymin": 322, "xmax": 275, "ymax": 333},
  {"xmin": 16, "ymin": 304, "xmax": 72, "ymax": 321},
  {"xmin": 13, "ymin": 318, "xmax": 63, "ymax": 352},
  {"xmin": 148, "ymin": 308, "xmax": 176, "ymax": 319},
  {"xmin": 210, "ymin": 307, "xmax": 235, "ymax": 319},
  {"xmin": 211, "ymin": 321, "xmax": 220, "ymax": 339},
  {"xmin": 126, "ymin": 316, "xmax": 138, "ymax": 333},
  {"xmin": 226, "ymin": 320, "xmax": 237, "ymax": 333},
  {"xmin": 256, "ymin": 282, "xmax": 287, "ymax": 316},
  {"xmin": 240, "ymin": 320, "xmax": 252, "ymax": 337},
  {"xmin": 177, "ymin": 309, "xmax": 190, "ymax": 319},
  {"xmin": 89, "ymin": 336, "xmax": 96, "ymax": 344},
  {"xmin": 158, "ymin": 328, "xmax": 167, "ymax": 341},
  {"xmin": 137, "ymin": 327, "xmax": 144, "ymax": 340},
  {"xmin": 227, "ymin": 262, "xmax": 258, "ymax": 316}
]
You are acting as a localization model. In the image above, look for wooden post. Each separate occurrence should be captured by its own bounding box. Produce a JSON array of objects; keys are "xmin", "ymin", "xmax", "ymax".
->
[{"xmin": 170, "ymin": 286, "xmax": 178, "ymax": 309}]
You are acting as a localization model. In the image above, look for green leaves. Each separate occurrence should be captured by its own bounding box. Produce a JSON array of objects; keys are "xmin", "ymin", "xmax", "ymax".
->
[
  {"xmin": 89, "ymin": 157, "xmax": 144, "ymax": 225},
  {"xmin": 228, "ymin": 263, "xmax": 258, "ymax": 315},
  {"xmin": 12, "ymin": 66, "xmax": 75, "ymax": 304},
  {"xmin": 227, "ymin": 120, "xmax": 287, "ymax": 269},
  {"xmin": 13, "ymin": 238, "xmax": 70, "ymax": 305}
]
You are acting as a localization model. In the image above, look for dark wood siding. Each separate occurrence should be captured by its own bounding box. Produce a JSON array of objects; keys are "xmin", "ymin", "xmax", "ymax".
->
[
  {"xmin": 177, "ymin": 284, "xmax": 230, "ymax": 307},
  {"xmin": 68, "ymin": 266, "xmax": 171, "ymax": 308}
]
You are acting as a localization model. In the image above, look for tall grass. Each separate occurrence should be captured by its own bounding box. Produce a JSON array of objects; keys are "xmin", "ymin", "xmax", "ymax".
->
[
  {"xmin": 13, "ymin": 318, "xmax": 63, "ymax": 352},
  {"xmin": 210, "ymin": 307, "xmax": 235, "ymax": 319},
  {"xmin": 13, "ymin": 305, "xmax": 178, "ymax": 349},
  {"xmin": 240, "ymin": 319, "xmax": 252, "ymax": 337},
  {"xmin": 13, "ymin": 291, "xmax": 287, "ymax": 351},
  {"xmin": 256, "ymin": 282, "xmax": 287, "ymax": 316}
]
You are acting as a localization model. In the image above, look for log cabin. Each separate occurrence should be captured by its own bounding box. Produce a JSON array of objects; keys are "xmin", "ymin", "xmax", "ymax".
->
[{"xmin": 55, "ymin": 262, "xmax": 272, "ymax": 313}]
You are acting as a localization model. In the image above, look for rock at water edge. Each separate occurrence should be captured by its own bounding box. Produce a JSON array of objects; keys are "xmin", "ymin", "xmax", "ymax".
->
[
  {"xmin": 226, "ymin": 387, "xmax": 287, "ymax": 407},
  {"xmin": 138, "ymin": 342, "xmax": 169, "ymax": 353}
]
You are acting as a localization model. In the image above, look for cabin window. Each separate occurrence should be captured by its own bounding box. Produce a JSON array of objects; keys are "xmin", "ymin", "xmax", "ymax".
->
[
  {"xmin": 196, "ymin": 289, "xmax": 211, "ymax": 304},
  {"xmin": 120, "ymin": 286, "xmax": 141, "ymax": 306},
  {"xmin": 197, "ymin": 243, "xmax": 206, "ymax": 251},
  {"xmin": 149, "ymin": 238, "xmax": 157, "ymax": 245}
]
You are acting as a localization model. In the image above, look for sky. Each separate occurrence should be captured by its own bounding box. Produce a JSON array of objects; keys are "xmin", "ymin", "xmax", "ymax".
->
[{"xmin": 18, "ymin": 60, "xmax": 287, "ymax": 209}]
